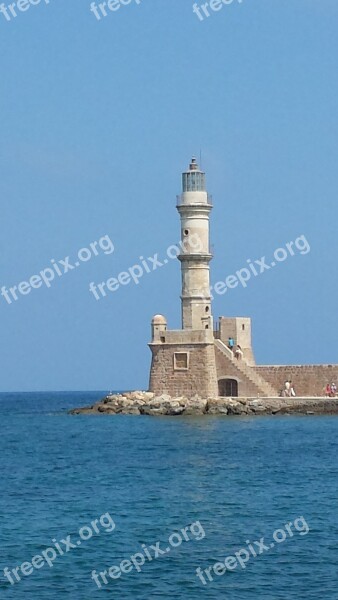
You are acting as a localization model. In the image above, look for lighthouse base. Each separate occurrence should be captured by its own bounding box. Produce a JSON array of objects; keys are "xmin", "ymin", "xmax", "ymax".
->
[{"xmin": 149, "ymin": 330, "xmax": 218, "ymax": 399}]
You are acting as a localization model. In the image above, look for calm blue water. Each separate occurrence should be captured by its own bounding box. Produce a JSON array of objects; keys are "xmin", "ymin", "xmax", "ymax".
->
[{"xmin": 0, "ymin": 392, "xmax": 337, "ymax": 599}]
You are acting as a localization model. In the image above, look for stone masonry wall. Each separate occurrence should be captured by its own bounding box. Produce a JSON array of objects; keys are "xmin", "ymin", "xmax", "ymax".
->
[
  {"xmin": 149, "ymin": 343, "xmax": 218, "ymax": 398},
  {"xmin": 255, "ymin": 365, "xmax": 338, "ymax": 396}
]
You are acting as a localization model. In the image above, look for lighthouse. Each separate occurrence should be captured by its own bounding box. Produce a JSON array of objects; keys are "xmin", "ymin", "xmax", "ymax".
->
[
  {"xmin": 148, "ymin": 157, "xmax": 219, "ymax": 399},
  {"xmin": 148, "ymin": 158, "xmax": 282, "ymax": 400},
  {"xmin": 177, "ymin": 157, "xmax": 213, "ymax": 331}
]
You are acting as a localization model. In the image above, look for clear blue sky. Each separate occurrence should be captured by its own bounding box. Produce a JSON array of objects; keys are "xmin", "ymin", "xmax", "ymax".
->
[{"xmin": 0, "ymin": 0, "xmax": 337, "ymax": 391}]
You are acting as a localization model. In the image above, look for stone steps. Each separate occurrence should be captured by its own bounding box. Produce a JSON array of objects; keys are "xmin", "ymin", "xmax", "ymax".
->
[{"xmin": 214, "ymin": 339, "xmax": 278, "ymax": 397}]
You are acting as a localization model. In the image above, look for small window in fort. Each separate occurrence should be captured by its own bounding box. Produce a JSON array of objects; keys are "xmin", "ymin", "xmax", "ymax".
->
[
  {"xmin": 242, "ymin": 324, "xmax": 245, "ymax": 331},
  {"xmin": 184, "ymin": 229, "xmax": 189, "ymax": 236},
  {"xmin": 205, "ymin": 325, "xmax": 209, "ymax": 329},
  {"xmin": 174, "ymin": 352, "xmax": 189, "ymax": 370},
  {"xmin": 160, "ymin": 336, "xmax": 166, "ymax": 343},
  {"xmin": 205, "ymin": 306, "xmax": 210, "ymax": 313}
]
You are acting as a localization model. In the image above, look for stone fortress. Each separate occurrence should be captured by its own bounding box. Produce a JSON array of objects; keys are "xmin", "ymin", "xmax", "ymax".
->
[{"xmin": 148, "ymin": 158, "xmax": 338, "ymax": 399}]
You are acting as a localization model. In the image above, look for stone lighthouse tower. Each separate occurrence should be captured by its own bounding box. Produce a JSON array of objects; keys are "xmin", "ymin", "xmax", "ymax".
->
[
  {"xmin": 178, "ymin": 157, "xmax": 213, "ymax": 331},
  {"xmin": 148, "ymin": 158, "xmax": 281, "ymax": 400},
  {"xmin": 148, "ymin": 158, "xmax": 219, "ymax": 399}
]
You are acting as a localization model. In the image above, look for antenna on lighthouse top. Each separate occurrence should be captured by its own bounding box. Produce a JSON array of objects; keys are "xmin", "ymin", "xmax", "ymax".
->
[{"xmin": 200, "ymin": 149, "xmax": 202, "ymax": 170}]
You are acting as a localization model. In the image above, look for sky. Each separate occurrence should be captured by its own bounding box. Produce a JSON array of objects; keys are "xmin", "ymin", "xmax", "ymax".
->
[{"xmin": 0, "ymin": 0, "xmax": 337, "ymax": 391}]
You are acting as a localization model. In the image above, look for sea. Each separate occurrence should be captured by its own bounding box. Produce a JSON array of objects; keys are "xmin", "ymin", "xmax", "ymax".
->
[{"xmin": 0, "ymin": 391, "xmax": 337, "ymax": 599}]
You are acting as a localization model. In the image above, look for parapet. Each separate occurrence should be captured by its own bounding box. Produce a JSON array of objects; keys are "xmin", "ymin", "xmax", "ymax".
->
[{"xmin": 150, "ymin": 325, "xmax": 214, "ymax": 346}]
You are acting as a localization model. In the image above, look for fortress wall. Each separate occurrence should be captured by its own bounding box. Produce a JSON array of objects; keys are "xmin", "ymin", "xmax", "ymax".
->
[
  {"xmin": 149, "ymin": 343, "xmax": 218, "ymax": 398},
  {"xmin": 255, "ymin": 365, "xmax": 338, "ymax": 396}
]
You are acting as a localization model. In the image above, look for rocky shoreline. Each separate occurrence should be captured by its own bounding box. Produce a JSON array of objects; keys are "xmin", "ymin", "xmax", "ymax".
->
[{"xmin": 69, "ymin": 391, "xmax": 338, "ymax": 417}]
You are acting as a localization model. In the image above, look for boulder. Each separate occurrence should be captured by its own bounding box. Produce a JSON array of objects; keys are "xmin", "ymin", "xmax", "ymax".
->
[
  {"xmin": 140, "ymin": 396, "xmax": 185, "ymax": 416},
  {"xmin": 184, "ymin": 396, "xmax": 207, "ymax": 415},
  {"xmin": 104, "ymin": 394, "xmax": 123, "ymax": 404},
  {"xmin": 207, "ymin": 398, "xmax": 229, "ymax": 415}
]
